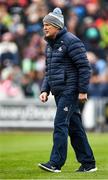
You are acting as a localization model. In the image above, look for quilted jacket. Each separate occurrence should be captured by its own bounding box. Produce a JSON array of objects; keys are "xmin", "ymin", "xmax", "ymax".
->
[{"xmin": 41, "ymin": 27, "xmax": 91, "ymax": 95}]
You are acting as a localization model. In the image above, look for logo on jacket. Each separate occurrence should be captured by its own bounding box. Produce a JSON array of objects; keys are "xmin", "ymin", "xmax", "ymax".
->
[
  {"xmin": 58, "ymin": 47, "xmax": 63, "ymax": 52},
  {"xmin": 63, "ymin": 106, "xmax": 68, "ymax": 112}
]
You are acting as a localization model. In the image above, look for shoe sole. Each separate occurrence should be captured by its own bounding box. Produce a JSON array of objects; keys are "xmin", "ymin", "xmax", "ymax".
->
[
  {"xmin": 86, "ymin": 167, "xmax": 97, "ymax": 172},
  {"xmin": 76, "ymin": 167, "xmax": 97, "ymax": 173},
  {"xmin": 38, "ymin": 163, "xmax": 61, "ymax": 173}
]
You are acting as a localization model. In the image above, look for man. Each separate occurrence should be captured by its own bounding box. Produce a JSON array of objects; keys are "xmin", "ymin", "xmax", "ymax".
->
[{"xmin": 38, "ymin": 8, "xmax": 97, "ymax": 173}]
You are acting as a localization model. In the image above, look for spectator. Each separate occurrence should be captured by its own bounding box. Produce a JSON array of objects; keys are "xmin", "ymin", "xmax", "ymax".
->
[
  {"xmin": 0, "ymin": 32, "xmax": 19, "ymax": 68},
  {"xmin": 0, "ymin": 2, "xmax": 12, "ymax": 29},
  {"xmin": 0, "ymin": 66, "xmax": 23, "ymax": 99}
]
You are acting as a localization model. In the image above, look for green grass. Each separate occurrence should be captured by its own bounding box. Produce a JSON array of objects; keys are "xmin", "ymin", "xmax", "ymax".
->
[{"xmin": 0, "ymin": 132, "xmax": 108, "ymax": 179}]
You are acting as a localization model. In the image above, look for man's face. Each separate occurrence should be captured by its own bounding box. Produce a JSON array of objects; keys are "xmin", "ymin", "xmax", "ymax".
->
[{"xmin": 43, "ymin": 22, "xmax": 59, "ymax": 38}]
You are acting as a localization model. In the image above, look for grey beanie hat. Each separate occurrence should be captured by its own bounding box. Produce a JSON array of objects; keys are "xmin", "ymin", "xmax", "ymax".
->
[{"xmin": 43, "ymin": 8, "xmax": 64, "ymax": 29}]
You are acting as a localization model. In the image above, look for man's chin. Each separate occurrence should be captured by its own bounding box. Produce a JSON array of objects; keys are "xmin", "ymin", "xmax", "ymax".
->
[
  {"xmin": 45, "ymin": 34, "xmax": 53, "ymax": 39},
  {"xmin": 45, "ymin": 34, "xmax": 50, "ymax": 38}
]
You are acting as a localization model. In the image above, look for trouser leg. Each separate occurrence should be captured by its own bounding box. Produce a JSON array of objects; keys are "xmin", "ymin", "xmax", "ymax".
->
[
  {"xmin": 68, "ymin": 101, "xmax": 95, "ymax": 167},
  {"xmin": 50, "ymin": 94, "xmax": 71, "ymax": 168}
]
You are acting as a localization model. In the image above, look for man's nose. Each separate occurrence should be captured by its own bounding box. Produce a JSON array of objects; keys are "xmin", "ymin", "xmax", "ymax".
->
[{"xmin": 43, "ymin": 26, "xmax": 47, "ymax": 30}]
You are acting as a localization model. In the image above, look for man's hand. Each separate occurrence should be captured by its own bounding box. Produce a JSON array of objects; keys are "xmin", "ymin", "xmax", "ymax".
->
[
  {"xmin": 40, "ymin": 92, "xmax": 48, "ymax": 103},
  {"xmin": 78, "ymin": 93, "xmax": 88, "ymax": 103}
]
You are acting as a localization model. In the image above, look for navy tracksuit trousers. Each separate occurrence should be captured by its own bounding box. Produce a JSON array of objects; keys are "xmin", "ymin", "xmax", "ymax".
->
[{"xmin": 50, "ymin": 93, "xmax": 95, "ymax": 169}]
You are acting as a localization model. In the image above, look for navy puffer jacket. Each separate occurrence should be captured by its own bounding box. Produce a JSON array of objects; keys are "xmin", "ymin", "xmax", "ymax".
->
[{"xmin": 41, "ymin": 27, "xmax": 91, "ymax": 95}]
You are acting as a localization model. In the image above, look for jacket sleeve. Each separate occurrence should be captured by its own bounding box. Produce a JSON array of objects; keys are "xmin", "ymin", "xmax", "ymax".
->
[
  {"xmin": 40, "ymin": 59, "xmax": 50, "ymax": 95},
  {"xmin": 68, "ymin": 38, "xmax": 91, "ymax": 93}
]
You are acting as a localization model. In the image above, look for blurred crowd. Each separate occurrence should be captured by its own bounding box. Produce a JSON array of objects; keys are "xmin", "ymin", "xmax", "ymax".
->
[{"xmin": 0, "ymin": 0, "xmax": 108, "ymax": 99}]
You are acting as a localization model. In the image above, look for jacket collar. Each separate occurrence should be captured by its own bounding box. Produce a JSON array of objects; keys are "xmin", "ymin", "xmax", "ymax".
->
[{"xmin": 55, "ymin": 27, "xmax": 67, "ymax": 41}]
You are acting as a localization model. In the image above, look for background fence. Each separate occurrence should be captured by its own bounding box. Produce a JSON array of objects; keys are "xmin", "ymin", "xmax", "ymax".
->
[{"xmin": 0, "ymin": 97, "xmax": 108, "ymax": 131}]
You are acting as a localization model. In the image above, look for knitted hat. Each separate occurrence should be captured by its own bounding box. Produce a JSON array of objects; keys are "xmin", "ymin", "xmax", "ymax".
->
[{"xmin": 43, "ymin": 8, "xmax": 64, "ymax": 29}]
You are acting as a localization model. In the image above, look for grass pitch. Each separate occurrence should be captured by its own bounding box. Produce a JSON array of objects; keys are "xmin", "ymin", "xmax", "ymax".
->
[{"xmin": 0, "ymin": 131, "xmax": 108, "ymax": 179}]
